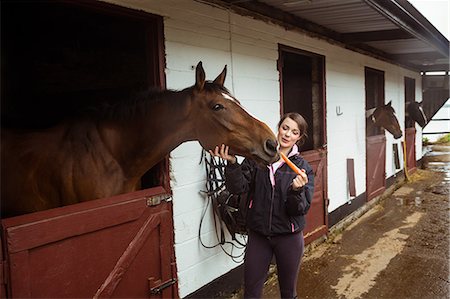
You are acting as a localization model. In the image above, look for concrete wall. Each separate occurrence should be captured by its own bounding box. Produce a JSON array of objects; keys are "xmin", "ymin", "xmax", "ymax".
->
[{"xmin": 104, "ymin": 0, "xmax": 423, "ymax": 296}]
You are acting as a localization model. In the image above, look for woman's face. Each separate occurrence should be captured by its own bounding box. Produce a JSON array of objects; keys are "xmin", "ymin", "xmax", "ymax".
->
[{"xmin": 278, "ymin": 117, "xmax": 301, "ymax": 150}]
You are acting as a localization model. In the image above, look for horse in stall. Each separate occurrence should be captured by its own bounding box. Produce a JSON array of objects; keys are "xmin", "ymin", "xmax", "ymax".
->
[
  {"xmin": 1, "ymin": 62, "xmax": 279, "ymax": 217},
  {"xmin": 366, "ymin": 101, "xmax": 403, "ymax": 139},
  {"xmin": 406, "ymin": 101, "xmax": 428, "ymax": 127}
]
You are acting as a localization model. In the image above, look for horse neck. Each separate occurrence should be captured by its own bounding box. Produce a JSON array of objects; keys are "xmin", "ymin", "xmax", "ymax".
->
[{"xmin": 99, "ymin": 88, "xmax": 196, "ymax": 179}]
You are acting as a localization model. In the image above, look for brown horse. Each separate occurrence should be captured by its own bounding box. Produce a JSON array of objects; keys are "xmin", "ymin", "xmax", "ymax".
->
[
  {"xmin": 366, "ymin": 101, "xmax": 403, "ymax": 139},
  {"xmin": 1, "ymin": 62, "xmax": 279, "ymax": 217}
]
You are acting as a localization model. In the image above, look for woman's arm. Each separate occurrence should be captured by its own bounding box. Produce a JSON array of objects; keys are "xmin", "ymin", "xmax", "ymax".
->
[
  {"xmin": 209, "ymin": 144, "xmax": 255, "ymax": 195},
  {"xmin": 224, "ymin": 159, "xmax": 255, "ymax": 194},
  {"xmin": 285, "ymin": 161, "xmax": 315, "ymax": 216}
]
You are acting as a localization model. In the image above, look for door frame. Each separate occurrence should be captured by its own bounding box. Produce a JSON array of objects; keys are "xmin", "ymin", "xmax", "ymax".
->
[{"xmin": 278, "ymin": 44, "xmax": 328, "ymax": 242}]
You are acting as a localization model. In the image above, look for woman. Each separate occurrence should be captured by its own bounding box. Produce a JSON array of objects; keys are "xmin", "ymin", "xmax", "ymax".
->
[{"xmin": 210, "ymin": 112, "xmax": 314, "ymax": 299}]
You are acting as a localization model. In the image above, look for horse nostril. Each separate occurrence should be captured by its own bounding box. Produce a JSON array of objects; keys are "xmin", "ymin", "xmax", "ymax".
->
[{"xmin": 265, "ymin": 139, "xmax": 278, "ymax": 155}]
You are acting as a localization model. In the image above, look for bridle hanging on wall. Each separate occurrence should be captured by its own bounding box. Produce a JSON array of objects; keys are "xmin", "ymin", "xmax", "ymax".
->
[{"xmin": 199, "ymin": 150, "xmax": 248, "ymax": 263}]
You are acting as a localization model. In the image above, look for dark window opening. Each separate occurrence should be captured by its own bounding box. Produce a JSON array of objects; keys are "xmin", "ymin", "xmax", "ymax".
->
[
  {"xmin": 405, "ymin": 77, "xmax": 416, "ymax": 128},
  {"xmin": 1, "ymin": 1, "xmax": 168, "ymax": 191},
  {"xmin": 365, "ymin": 67, "xmax": 385, "ymax": 137},
  {"xmin": 278, "ymin": 46, "xmax": 325, "ymax": 152}
]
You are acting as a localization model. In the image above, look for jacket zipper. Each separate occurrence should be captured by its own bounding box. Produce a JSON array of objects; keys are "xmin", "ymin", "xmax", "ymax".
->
[{"xmin": 268, "ymin": 184, "xmax": 274, "ymax": 233}]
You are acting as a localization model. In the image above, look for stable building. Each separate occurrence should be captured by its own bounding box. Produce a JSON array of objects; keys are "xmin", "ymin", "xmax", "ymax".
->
[{"xmin": 1, "ymin": 0, "xmax": 448, "ymax": 298}]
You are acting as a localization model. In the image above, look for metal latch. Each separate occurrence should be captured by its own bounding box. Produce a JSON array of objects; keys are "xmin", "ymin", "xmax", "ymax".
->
[
  {"xmin": 149, "ymin": 278, "xmax": 177, "ymax": 295},
  {"xmin": 146, "ymin": 193, "xmax": 172, "ymax": 207}
]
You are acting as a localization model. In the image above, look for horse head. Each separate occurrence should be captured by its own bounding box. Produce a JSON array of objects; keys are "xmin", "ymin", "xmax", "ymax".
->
[
  {"xmin": 190, "ymin": 62, "xmax": 279, "ymax": 165},
  {"xmin": 406, "ymin": 101, "xmax": 427, "ymax": 127},
  {"xmin": 368, "ymin": 101, "xmax": 403, "ymax": 139}
]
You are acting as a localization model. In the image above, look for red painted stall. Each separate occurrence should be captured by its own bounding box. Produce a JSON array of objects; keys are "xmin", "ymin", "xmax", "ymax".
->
[{"xmin": 0, "ymin": 187, "xmax": 178, "ymax": 298}]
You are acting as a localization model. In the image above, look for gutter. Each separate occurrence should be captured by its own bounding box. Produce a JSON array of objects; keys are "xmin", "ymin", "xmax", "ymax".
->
[{"xmin": 363, "ymin": 0, "xmax": 449, "ymax": 57}]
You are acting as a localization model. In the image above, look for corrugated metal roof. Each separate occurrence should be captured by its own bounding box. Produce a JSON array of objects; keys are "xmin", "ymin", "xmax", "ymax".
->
[
  {"xmin": 210, "ymin": 0, "xmax": 450, "ymax": 72},
  {"xmin": 264, "ymin": 0, "xmax": 397, "ymax": 33}
]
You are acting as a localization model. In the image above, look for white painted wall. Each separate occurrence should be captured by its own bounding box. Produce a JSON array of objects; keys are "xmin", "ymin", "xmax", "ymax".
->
[{"xmin": 104, "ymin": 0, "xmax": 424, "ymax": 296}]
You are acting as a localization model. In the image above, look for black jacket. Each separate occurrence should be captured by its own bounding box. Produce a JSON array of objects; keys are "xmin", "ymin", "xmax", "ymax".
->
[{"xmin": 225, "ymin": 153, "xmax": 314, "ymax": 236}]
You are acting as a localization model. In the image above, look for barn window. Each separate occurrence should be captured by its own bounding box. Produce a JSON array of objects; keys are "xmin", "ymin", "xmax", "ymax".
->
[
  {"xmin": 1, "ymin": 1, "xmax": 169, "ymax": 191},
  {"xmin": 365, "ymin": 67, "xmax": 385, "ymax": 137},
  {"xmin": 404, "ymin": 77, "xmax": 416, "ymax": 128},
  {"xmin": 278, "ymin": 45, "xmax": 325, "ymax": 151}
]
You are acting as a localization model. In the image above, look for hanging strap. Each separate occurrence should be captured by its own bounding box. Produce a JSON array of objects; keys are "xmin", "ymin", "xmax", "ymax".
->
[{"xmin": 198, "ymin": 150, "xmax": 247, "ymax": 263}]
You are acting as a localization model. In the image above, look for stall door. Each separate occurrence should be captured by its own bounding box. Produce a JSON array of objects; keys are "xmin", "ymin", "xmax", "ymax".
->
[
  {"xmin": 0, "ymin": 241, "xmax": 5, "ymax": 298},
  {"xmin": 366, "ymin": 135, "xmax": 387, "ymax": 200},
  {"xmin": 405, "ymin": 127, "xmax": 417, "ymax": 173},
  {"xmin": 1, "ymin": 187, "xmax": 178, "ymax": 298},
  {"xmin": 302, "ymin": 149, "xmax": 328, "ymax": 244}
]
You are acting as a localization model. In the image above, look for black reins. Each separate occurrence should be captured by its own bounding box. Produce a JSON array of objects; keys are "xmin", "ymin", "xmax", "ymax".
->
[{"xmin": 199, "ymin": 150, "xmax": 247, "ymax": 263}]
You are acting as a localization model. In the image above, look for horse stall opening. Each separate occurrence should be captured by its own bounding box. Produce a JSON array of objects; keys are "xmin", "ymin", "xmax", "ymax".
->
[
  {"xmin": 1, "ymin": 0, "xmax": 169, "ymax": 191},
  {"xmin": 365, "ymin": 67, "xmax": 386, "ymax": 201},
  {"xmin": 278, "ymin": 45, "xmax": 328, "ymax": 243},
  {"xmin": 404, "ymin": 77, "xmax": 417, "ymax": 174},
  {"xmin": 1, "ymin": 1, "xmax": 177, "ymax": 297}
]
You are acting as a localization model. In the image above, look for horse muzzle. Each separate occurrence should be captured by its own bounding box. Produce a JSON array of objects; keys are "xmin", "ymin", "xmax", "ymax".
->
[{"xmin": 264, "ymin": 138, "xmax": 279, "ymax": 164}]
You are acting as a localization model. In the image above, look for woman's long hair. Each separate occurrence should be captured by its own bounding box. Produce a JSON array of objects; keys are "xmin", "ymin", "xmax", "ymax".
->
[{"xmin": 278, "ymin": 112, "xmax": 308, "ymax": 147}]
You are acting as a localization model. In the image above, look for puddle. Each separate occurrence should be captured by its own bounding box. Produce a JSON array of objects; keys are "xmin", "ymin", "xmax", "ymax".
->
[
  {"xmin": 396, "ymin": 196, "xmax": 425, "ymax": 206},
  {"xmin": 427, "ymin": 163, "xmax": 450, "ymax": 172},
  {"xmin": 423, "ymin": 144, "xmax": 450, "ymax": 174},
  {"xmin": 414, "ymin": 196, "xmax": 422, "ymax": 206},
  {"xmin": 423, "ymin": 145, "xmax": 450, "ymax": 195}
]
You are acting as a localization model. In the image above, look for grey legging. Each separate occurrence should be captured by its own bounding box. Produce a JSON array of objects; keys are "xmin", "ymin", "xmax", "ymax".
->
[{"xmin": 244, "ymin": 230, "xmax": 304, "ymax": 299}]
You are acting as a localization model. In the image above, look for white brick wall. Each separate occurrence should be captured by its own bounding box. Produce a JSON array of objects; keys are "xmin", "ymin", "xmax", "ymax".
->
[{"xmin": 104, "ymin": 0, "xmax": 423, "ymax": 296}]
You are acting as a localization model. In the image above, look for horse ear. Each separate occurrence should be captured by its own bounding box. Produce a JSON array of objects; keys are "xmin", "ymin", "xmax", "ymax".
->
[
  {"xmin": 386, "ymin": 101, "xmax": 392, "ymax": 106},
  {"xmin": 213, "ymin": 65, "xmax": 227, "ymax": 86},
  {"xmin": 195, "ymin": 61, "xmax": 206, "ymax": 91}
]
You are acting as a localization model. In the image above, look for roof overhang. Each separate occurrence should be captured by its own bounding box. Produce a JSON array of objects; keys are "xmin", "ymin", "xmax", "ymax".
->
[{"xmin": 205, "ymin": 0, "xmax": 449, "ymax": 72}]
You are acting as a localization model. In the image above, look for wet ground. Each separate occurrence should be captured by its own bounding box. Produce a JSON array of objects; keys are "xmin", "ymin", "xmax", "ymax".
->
[{"xmin": 260, "ymin": 143, "xmax": 450, "ymax": 299}]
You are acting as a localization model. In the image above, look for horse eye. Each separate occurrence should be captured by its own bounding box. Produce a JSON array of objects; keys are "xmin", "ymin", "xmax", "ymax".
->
[{"xmin": 212, "ymin": 103, "xmax": 224, "ymax": 111}]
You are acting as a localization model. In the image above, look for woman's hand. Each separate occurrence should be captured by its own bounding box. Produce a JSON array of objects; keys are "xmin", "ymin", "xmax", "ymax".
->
[
  {"xmin": 209, "ymin": 144, "xmax": 237, "ymax": 164},
  {"xmin": 292, "ymin": 169, "xmax": 308, "ymax": 191}
]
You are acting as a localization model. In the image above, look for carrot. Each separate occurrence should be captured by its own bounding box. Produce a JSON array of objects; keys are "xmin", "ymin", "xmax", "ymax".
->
[{"xmin": 280, "ymin": 152, "xmax": 304, "ymax": 175}]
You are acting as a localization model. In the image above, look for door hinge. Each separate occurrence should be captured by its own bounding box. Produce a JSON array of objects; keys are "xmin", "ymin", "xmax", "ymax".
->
[
  {"xmin": 146, "ymin": 193, "xmax": 172, "ymax": 207},
  {"xmin": 148, "ymin": 277, "xmax": 177, "ymax": 295}
]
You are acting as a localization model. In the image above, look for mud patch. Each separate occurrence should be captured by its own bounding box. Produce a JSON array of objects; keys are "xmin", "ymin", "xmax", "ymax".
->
[
  {"xmin": 392, "ymin": 186, "xmax": 414, "ymax": 197},
  {"xmin": 428, "ymin": 183, "xmax": 450, "ymax": 195},
  {"xmin": 331, "ymin": 212, "xmax": 423, "ymax": 299}
]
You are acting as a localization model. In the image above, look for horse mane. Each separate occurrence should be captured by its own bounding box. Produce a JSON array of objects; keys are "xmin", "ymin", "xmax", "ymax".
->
[
  {"xmin": 386, "ymin": 105, "xmax": 396, "ymax": 114},
  {"xmin": 82, "ymin": 88, "xmax": 177, "ymax": 121},
  {"xmin": 80, "ymin": 81, "xmax": 234, "ymax": 122},
  {"xmin": 203, "ymin": 81, "xmax": 232, "ymax": 94}
]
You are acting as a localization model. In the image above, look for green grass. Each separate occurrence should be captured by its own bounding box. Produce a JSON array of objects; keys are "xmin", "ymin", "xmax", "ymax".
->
[
  {"xmin": 423, "ymin": 133, "xmax": 450, "ymax": 146},
  {"xmin": 436, "ymin": 133, "xmax": 450, "ymax": 144}
]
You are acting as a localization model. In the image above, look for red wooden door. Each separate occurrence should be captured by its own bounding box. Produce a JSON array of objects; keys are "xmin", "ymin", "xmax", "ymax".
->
[
  {"xmin": 366, "ymin": 135, "xmax": 386, "ymax": 201},
  {"xmin": 1, "ymin": 187, "xmax": 178, "ymax": 298},
  {"xmin": 405, "ymin": 127, "xmax": 417, "ymax": 174},
  {"xmin": 303, "ymin": 149, "xmax": 328, "ymax": 244},
  {"xmin": 0, "ymin": 240, "xmax": 5, "ymax": 298}
]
